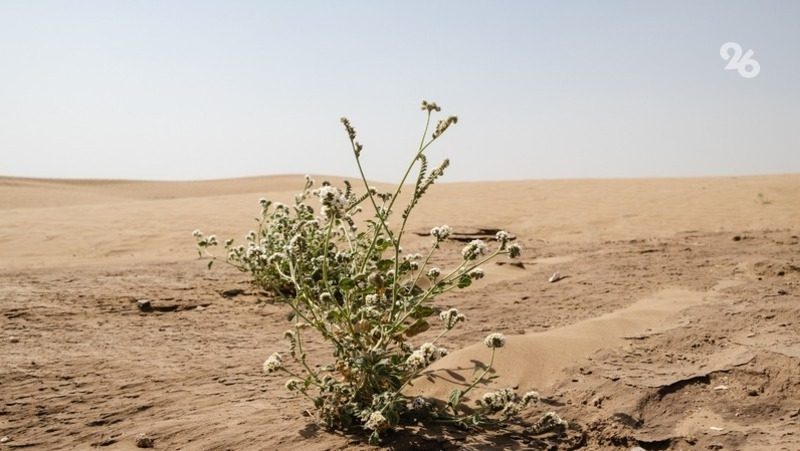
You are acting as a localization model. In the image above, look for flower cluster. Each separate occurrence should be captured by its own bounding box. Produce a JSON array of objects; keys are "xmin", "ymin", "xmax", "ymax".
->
[
  {"xmin": 475, "ymin": 388, "xmax": 542, "ymax": 420},
  {"xmin": 262, "ymin": 352, "xmax": 283, "ymax": 373},
  {"xmin": 440, "ymin": 308, "xmax": 466, "ymax": 330},
  {"xmin": 484, "ymin": 333, "xmax": 507, "ymax": 349},
  {"xmin": 315, "ymin": 184, "xmax": 348, "ymax": 214},
  {"xmin": 430, "ymin": 225, "xmax": 452, "ymax": 241},
  {"xmin": 527, "ymin": 411, "xmax": 569, "ymax": 435},
  {"xmin": 432, "ymin": 115, "xmax": 458, "ymax": 139},
  {"xmin": 364, "ymin": 411, "xmax": 387, "ymax": 431},
  {"xmin": 462, "ymin": 239, "xmax": 488, "ymax": 260},
  {"xmin": 193, "ymin": 230, "xmax": 218, "ymax": 247}
]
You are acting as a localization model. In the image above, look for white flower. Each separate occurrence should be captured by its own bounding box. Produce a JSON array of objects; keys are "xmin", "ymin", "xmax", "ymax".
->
[
  {"xmin": 500, "ymin": 401, "xmax": 521, "ymax": 417},
  {"xmin": 508, "ymin": 243, "xmax": 521, "ymax": 258},
  {"xmin": 478, "ymin": 388, "xmax": 516, "ymax": 411},
  {"xmin": 410, "ymin": 396, "xmax": 429, "ymax": 410},
  {"xmin": 426, "ymin": 267, "xmax": 441, "ymax": 279},
  {"xmin": 362, "ymin": 306, "xmax": 381, "ymax": 319},
  {"xmin": 364, "ymin": 411, "xmax": 387, "ymax": 431},
  {"xmin": 206, "ymin": 235, "xmax": 218, "ymax": 246},
  {"xmin": 419, "ymin": 342, "xmax": 446, "ymax": 363},
  {"xmin": 262, "ymin": 352, "xmax": 283, "ymax": 373},
  {"xmin": 480, "ymin": 392, "xmax": 499, "ymax": 408},
  {"xmin": 317, "ymin": 185, "xmax": 347, "ymax": 210},
  {"xmin": 522, "ymin": 391, "xmax": 540, "ymax": 405},
  {"xmin": 439, "ymin": 308, "xmax": 466, "ymax": 330},
  {"xmin": 468, "ymin": 268, "xmax": 484, "ymax": 279},
  {"xmin": 404, "ymin": 253, "xmax": 422, "ymax": 261},
  {"xmin": 430, "ymin": 225, "xmax": 452, "ymax": 241},
  {"xmin": 496, "ymin": 230, "xmax": 512, "ymax": 243},
  {"xmin": 192, "ymin": 229, "xmax": 203, "ymax": 238},
  {"xmin": 538, "ymin": 411, "xmax": 569, "ymax": 429},
  {"xmin": 406, "ymin": 350, "xmax": 427, "ymax": 369},
  {"xmin": 461, "ymin": 239, "xmax": 488, "ymax": 260},
  {"xmin": 484, "ymin": 333, "xmax": 506, "ymax": 349},
  {"xmin": 335, "ymin": 251, "xmax": 351, "ymax": 263},
  {"xmin": 288, "ymin": 235, "xmax": 305, "ymax": 253}
]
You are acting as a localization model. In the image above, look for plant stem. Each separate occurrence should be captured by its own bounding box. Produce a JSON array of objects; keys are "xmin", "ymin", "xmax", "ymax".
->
[
  {"xmin": 321, "ymin": 216, "xmax": 336, "ymax": 293},
  {"xmin": 388, "ymin": 112, "xmax": 433, "ymax": 316},
  {"xmin": 461, "ymin": 347, "xmax": 496, "ymax": 400}
]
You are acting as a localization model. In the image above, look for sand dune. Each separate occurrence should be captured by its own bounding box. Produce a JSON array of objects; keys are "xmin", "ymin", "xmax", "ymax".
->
[
  {"xmin": 1, "ymin": 174, "xmax": 797, "ymax": 270},
  {"xmin": 1, "ymin": 174, "xmax": 799, "ymax": 449}
]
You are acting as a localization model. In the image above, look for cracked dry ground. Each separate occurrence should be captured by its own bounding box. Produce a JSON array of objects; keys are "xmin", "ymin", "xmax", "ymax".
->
[{"xmin": 1, "ymin": 229, "xmax": 799, "ymax": 450}]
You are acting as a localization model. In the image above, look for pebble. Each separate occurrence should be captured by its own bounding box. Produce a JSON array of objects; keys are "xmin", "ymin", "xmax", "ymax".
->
[
  {"xmin": 0, "ymin": 436, "xmax": 9, "ymax": 443},
  {"xmin": 135, "ymin": 433, "xmax": 154, "ymax": 448},
  {"xmin": 136, "ymin": 299, "xmax": 153, "ymax": 312}
]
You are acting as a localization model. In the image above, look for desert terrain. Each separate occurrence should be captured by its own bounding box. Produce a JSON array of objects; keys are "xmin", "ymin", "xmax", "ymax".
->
[{"xmin": 1, "ymin": 174, "xmax": 799, "ymax": 450}]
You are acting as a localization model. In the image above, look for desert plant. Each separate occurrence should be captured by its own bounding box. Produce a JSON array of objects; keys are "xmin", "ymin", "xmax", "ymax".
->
[{"xmin": 194, "ymin": 101, "xmax": 564, "ymax": 444}]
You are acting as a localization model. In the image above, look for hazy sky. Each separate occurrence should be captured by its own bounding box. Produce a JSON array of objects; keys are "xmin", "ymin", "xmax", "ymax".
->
[{"xmin": 1, "ymin": 1, "xmax": 798, "ymax": 182}]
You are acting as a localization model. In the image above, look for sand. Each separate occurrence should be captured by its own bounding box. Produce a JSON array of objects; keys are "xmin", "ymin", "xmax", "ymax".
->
[{"xmin": 1, "ymin": 174, "xmax": 799, "ymax": 450}]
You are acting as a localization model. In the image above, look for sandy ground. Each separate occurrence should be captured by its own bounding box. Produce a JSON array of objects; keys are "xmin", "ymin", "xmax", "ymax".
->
[{"xmin": 1, "ymin": 174, "xmax": 799, "ymax": 450}]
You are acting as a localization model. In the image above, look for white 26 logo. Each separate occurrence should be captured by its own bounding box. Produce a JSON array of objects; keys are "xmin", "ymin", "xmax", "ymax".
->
[{"xmin": 720, "ymin": 42, "xmax": 760, "ymax": 79}]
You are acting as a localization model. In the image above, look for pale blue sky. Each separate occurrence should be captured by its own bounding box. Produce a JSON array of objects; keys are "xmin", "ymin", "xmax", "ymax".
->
[{"xmin": 1, "ymin": 1, "xmax": 798, "ymax": 181}]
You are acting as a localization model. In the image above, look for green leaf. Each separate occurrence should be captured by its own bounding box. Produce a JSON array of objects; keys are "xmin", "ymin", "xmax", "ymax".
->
[
  {"xmin": 410, "ymin": 306, "xmax": 435, "ymax": 319},
  {"xmin": 457, "ymin": 274, "xmax": 472, "ymax": 288},
  {"xmin": 340, "ymin": 410, "xmax": 352, "ymax": 427},
  {"xmin": 448, "ymin": 389, "xmax": 463, "ymax": 408},
  {"xmin": 405, "ymin": 319, "xmax": 430, "ymax": 337},
  {"xmin": 376, "ymin": 259, "xmax": 394, "ymax": 271},
  {"xmin": 375, "ymin": 358, "xmax": 390, "ymax": 367},
  {"xmin": 385, "ymin": 409, "xmax": 400, "ymax": 427},
  {"xmin": 368, "ymin": 431, "xmax": 380, "ymax": 446},
  {"xmin": 338, "ymin": 277, "xmax": 355, "ymax": 290},
  {"xmin": 207, "ymin": 260, "xmax": 214, "ymax": 270}
]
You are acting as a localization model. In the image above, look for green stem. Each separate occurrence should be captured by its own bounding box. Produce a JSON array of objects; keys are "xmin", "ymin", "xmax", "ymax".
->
[
  {"xmin": 321, "ymin": 216, "xmax": 336, "ymax": 294},
  {"xmin": 293, "ymin": 324, "xmax": 320, "ymax": 382},
  {"xmin": 388, "ymin": 112, "xmax": 434, "ymax": 316},
  {"xmin": 448, "ymin": 347, "xmax": 497, "ymax": 416},
  {"xmin": 460, "ymin": 347, "xmax": 496, "ymax": 400},
  {"xmin": 405, "ymin": 241, "xmax": 438, "ymax": 296}
]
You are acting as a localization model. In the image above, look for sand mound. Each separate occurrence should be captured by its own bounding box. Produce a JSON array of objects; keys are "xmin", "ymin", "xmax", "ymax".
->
[{"xmin": 410, "ymin": 286, "xmax": 715, "ymax": 398}]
